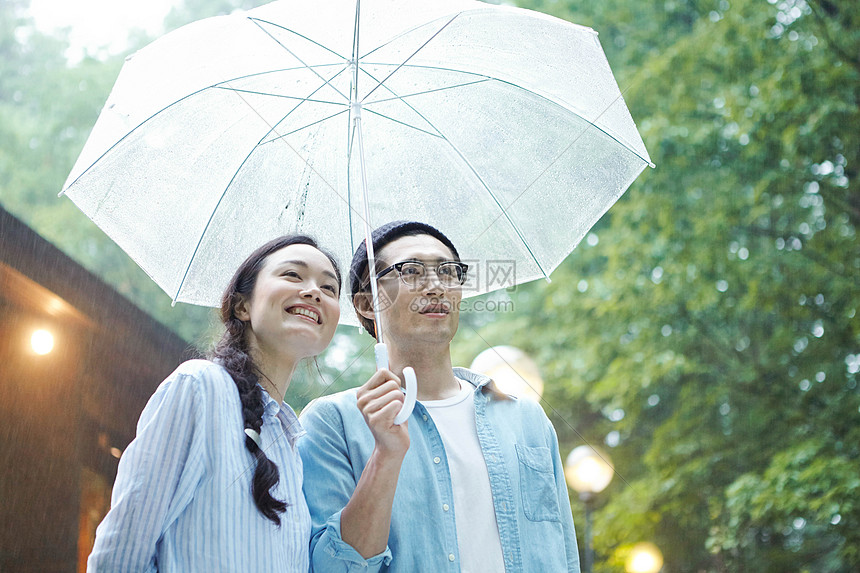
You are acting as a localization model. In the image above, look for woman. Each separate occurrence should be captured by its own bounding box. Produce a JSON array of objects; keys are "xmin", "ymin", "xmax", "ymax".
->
[{"xmin": 88, "ymin": 235, "xmax": 341, "ymax": 572}]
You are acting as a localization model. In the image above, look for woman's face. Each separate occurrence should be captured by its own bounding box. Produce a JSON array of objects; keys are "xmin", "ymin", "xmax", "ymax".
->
[{"xmin": 238, "ymin": 243, "xmax": 340, "ymax": 362}]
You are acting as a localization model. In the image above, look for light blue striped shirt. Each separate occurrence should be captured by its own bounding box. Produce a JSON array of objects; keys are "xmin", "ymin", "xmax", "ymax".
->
[{"xmin": 88, "ymin": 360, "xmax": 310, "ymax": 572}]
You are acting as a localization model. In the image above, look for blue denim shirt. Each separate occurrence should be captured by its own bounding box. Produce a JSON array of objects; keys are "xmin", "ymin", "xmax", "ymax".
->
[{"xmin": 298, "ymin": 368, "xmax": 580, "ymax": 572}]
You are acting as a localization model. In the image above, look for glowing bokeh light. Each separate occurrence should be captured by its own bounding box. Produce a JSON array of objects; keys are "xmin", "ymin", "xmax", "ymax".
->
[{"xmin": 31, "ymin": 329, "xmax": 55, "ymax": 355}]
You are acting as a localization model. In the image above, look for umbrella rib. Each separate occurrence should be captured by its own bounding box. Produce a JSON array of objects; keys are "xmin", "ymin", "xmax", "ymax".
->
[
  {"xmin": 444, "ymin": 142, "xmax": 551, "ymax": 281},
  {"xmin": 466, "ymin": 81, "xmax": 648, "ymax": 255},
  {"xmin": 361, "ymin": 13, "xmax": 461, "ymax": 103},
  {"xmin": 61, "ymin": 87, "xmax": 218, "ymax": 193},
  {"xmin": 211, "ymin": 62, "xmax": 347, "ymax": 85},
  {"xmin": 369, "ymin": 62, "xmax": 654, "ymax": 168},
  {"xmin": 342, "ymin": 59, "xmax": 547, "ymax": 274},
  {"xmin": 264, "ymin": 63, "xmax": 352, "ymax": 136},
  {"xmin": 360, "ymin": 87, "xmax": 550, "ymax": 279},
  {"xmin": 360, "ymin": 108, "xmax": 442, "ymax": 139},
  {"xmin": 172, "ymin": 90, "xmax": 365, "ymax": 304},
  {"xmin": 61, "ymin": 63, "xmax": 350, "ymax": 194},
  {"xmin": 248, "ymin": 17, "xmax": 351, "ymax": 104},
  {"xmin": 261, "ymin": 109, "xmax": 350, "ymax": 143},
  {"xmin": 363, "ymin": 78, "xmax": 490, "ymax": 105},
  {"xmin": 219, "ymin": 62, "xmax": 351, "ymax": 151},
  {"xmin": 249, "ymin": 16, "xmax": 351, "ymax": 62},
  {"xmin": 360, "ymin": 7, "xmax": 479, "ymax": 61},
  {"xmin": 357, "ymin": 61, "xmax": 651, "ymax": 168},
  {"xmin": 352, "ymin": 65, "xmax": 448, "ymax": 138},
  {"xmin": 215, "ymin": 86, "xmax": 344, "ymax": 107},
  {"xmin": 349, "ymin": 65, "xmax": 548, "ymax": 275}
]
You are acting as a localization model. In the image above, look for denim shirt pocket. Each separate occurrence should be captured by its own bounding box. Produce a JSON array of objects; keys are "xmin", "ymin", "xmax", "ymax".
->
[{"xmin": 515, "ymin": 444, "xmax": 561, "ymax": 522}]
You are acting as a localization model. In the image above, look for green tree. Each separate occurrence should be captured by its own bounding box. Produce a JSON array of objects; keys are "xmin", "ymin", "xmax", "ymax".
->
[{"xmin": 457, "ymin": 0, "xmax": 859, "ymax": 569}]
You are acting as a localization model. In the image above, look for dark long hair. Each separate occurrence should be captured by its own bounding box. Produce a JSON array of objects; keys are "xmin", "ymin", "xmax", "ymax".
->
[{"xmin": 209, "ymin": 235, "xmax": 341, "ymax": 525}]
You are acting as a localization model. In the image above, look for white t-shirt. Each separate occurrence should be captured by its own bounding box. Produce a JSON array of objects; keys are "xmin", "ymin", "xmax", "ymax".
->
[{"xmin": 422, "ymin": 380, "xmax": 506, "ymax": 573}]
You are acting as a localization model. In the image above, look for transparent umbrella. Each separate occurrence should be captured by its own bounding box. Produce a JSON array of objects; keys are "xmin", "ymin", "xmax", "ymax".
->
[{"xmin": 61, "ymin": 0, "xmax": 652, "ymax": 420}]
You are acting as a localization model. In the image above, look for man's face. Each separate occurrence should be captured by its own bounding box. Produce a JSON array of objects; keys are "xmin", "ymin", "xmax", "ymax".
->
[{"xmin": 361, "ymin": 234, "xmax": 462, "ymax": 349}]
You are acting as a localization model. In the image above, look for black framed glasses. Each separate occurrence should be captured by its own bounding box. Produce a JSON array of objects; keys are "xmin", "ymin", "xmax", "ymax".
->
[{"xmin": 376, "ymin": 260, "xmax": 468, "ymax": 288}]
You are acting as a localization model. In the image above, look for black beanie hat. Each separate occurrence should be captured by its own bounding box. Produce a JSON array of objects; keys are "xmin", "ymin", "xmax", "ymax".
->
[{"xmin": 349, "ymin": 220, "xmax": 460, "ymax": 300}]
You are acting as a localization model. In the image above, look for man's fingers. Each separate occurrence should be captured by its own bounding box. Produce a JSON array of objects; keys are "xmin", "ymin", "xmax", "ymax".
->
[
  {"xmin": 363, "ymin": 388, "xmax": 405, "ymax": 415},
  {"xmin": 357, "ymin": 374, "xmax": 402, "ymax": 408},
  {"xmin": 366, "ymin": 399, "xmax": 407, "ymax": 428},
  {"xmin": 359, "ymin": 384, "xmax": 405, "ymax": 418}
]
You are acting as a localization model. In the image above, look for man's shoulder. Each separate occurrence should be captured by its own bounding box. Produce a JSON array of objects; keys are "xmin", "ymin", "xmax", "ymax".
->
[
  {"xmin": 482, "ymin": 385, "xmax": 552, "ymax": 430},
  {"xmin": 456, "ymin": 367, "xmax": 546, "ymax": 415},
  {"xmin": 298, "ymin": 388, "xmax": 372, "ymax": 449},
  {"xmin": 300, "ymin": 387, "xmax": 360, "ymax": 423}
]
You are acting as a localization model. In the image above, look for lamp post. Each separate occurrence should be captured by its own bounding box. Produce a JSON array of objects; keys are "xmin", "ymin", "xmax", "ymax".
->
[
  {"xmin": 469, "ymin": 345, "xmax": 544, "ymax": 401},
  {"xmin": 565, "ymin": 445, "xmax": 614, "ymax": 573},
  {"xmin": 625, "ymin": 542, "xmax": 663, "ymax": 573}
]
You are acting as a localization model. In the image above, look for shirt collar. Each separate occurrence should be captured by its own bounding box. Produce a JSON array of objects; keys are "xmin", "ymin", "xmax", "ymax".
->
[
  {"xmin": 259, "ymin": 386, "xmax": 306, "ymax": 447},
  {"xmin": 453, "ymin": 367, "xmax": 492, "ymax": 389}
]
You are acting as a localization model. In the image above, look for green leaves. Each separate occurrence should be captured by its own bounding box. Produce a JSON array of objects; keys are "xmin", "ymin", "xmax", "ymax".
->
[{"xmin": 486, "ymin": 0, "xmax": 860, "ymax": 568}]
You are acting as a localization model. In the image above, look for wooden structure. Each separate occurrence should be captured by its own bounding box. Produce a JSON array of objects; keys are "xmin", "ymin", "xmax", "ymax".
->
[{"xmin": 0, "ymin": 206, "xmax": 190, "ymax": 572}]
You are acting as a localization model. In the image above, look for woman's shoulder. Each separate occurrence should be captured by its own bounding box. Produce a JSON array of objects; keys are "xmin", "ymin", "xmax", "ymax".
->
[
  {"xmin": 158, "ymin": 359, "xmax": 236, "ymax": 398},
  {"xmin": 172, "ymin": 358, "xmax": 230, "ymax": 379}
]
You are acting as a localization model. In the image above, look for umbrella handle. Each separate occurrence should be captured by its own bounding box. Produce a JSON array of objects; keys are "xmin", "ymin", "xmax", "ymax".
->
[{"xmin": 375, "ymin": 343, "xmax": 416, "ymax": 425}]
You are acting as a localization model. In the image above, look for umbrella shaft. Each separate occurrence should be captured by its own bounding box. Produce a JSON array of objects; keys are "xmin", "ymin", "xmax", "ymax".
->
[{"xmin": 354, "ymin": 111, "xmax": 384, "ymax": 344}]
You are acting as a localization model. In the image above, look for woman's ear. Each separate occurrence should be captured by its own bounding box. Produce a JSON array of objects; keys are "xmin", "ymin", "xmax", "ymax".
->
[
  {"xmin": 353, "ymin": 292, "xmax": 375, "ymax": 321},
  {"xmin": 234, "ymin": 294, "xmax": 251, "ymax": 322}
]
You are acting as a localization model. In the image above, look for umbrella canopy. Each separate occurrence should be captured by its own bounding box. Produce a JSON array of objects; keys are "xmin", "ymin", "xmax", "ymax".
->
[{"xmin": 61, "ymin": 0, "xmax": 652, "ymax": 325}]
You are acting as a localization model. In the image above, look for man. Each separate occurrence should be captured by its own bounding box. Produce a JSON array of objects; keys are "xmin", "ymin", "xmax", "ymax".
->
[{"xmin": 298, "ymin": 221, "xmax": 579, "ymax": 572}]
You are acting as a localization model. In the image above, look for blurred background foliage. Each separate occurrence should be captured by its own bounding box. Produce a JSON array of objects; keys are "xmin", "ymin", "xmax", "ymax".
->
[{"xmin": 1, "ymin": 0, "xmax": 857, "ymax": 570}]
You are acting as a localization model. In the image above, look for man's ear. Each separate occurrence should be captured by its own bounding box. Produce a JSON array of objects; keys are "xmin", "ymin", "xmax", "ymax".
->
[
  {"xmin": 353, "ymin": 291, "xmax": 375, "ymax": 321},
  {"xmin": 234, "ymin": 294, "xmax": 251, "ymax": 322}
]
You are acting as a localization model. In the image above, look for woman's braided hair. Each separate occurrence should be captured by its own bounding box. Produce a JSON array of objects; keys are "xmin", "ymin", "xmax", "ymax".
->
[{"xmin": 209, "ymin": 235, "xmax": 341, "ymax": 525}]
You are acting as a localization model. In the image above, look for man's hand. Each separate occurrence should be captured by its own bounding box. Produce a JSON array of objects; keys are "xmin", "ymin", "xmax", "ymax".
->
[
  {"xmin": 356, "ymin": 369, "xmax": 410, "ymax": 456},
  {"xmin": 341, "ymin": 369, "xmax": 410, "ymax": 559}
]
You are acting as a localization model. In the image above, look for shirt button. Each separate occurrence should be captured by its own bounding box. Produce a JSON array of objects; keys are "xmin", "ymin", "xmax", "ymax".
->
[
  {"xmin": 443, "ymin": 504, "xmax": 450, "ymax": 511},
  {"xmin": 433, "ymin": 456, "xmax": 441, "ymax": 464},
  {"xmin": 423, "ymin": 414, "xmax": 428, "ymax": 421},
  {"xmin": 448, "ymin": 554, "xmax": 455, "ymax": 562}
]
